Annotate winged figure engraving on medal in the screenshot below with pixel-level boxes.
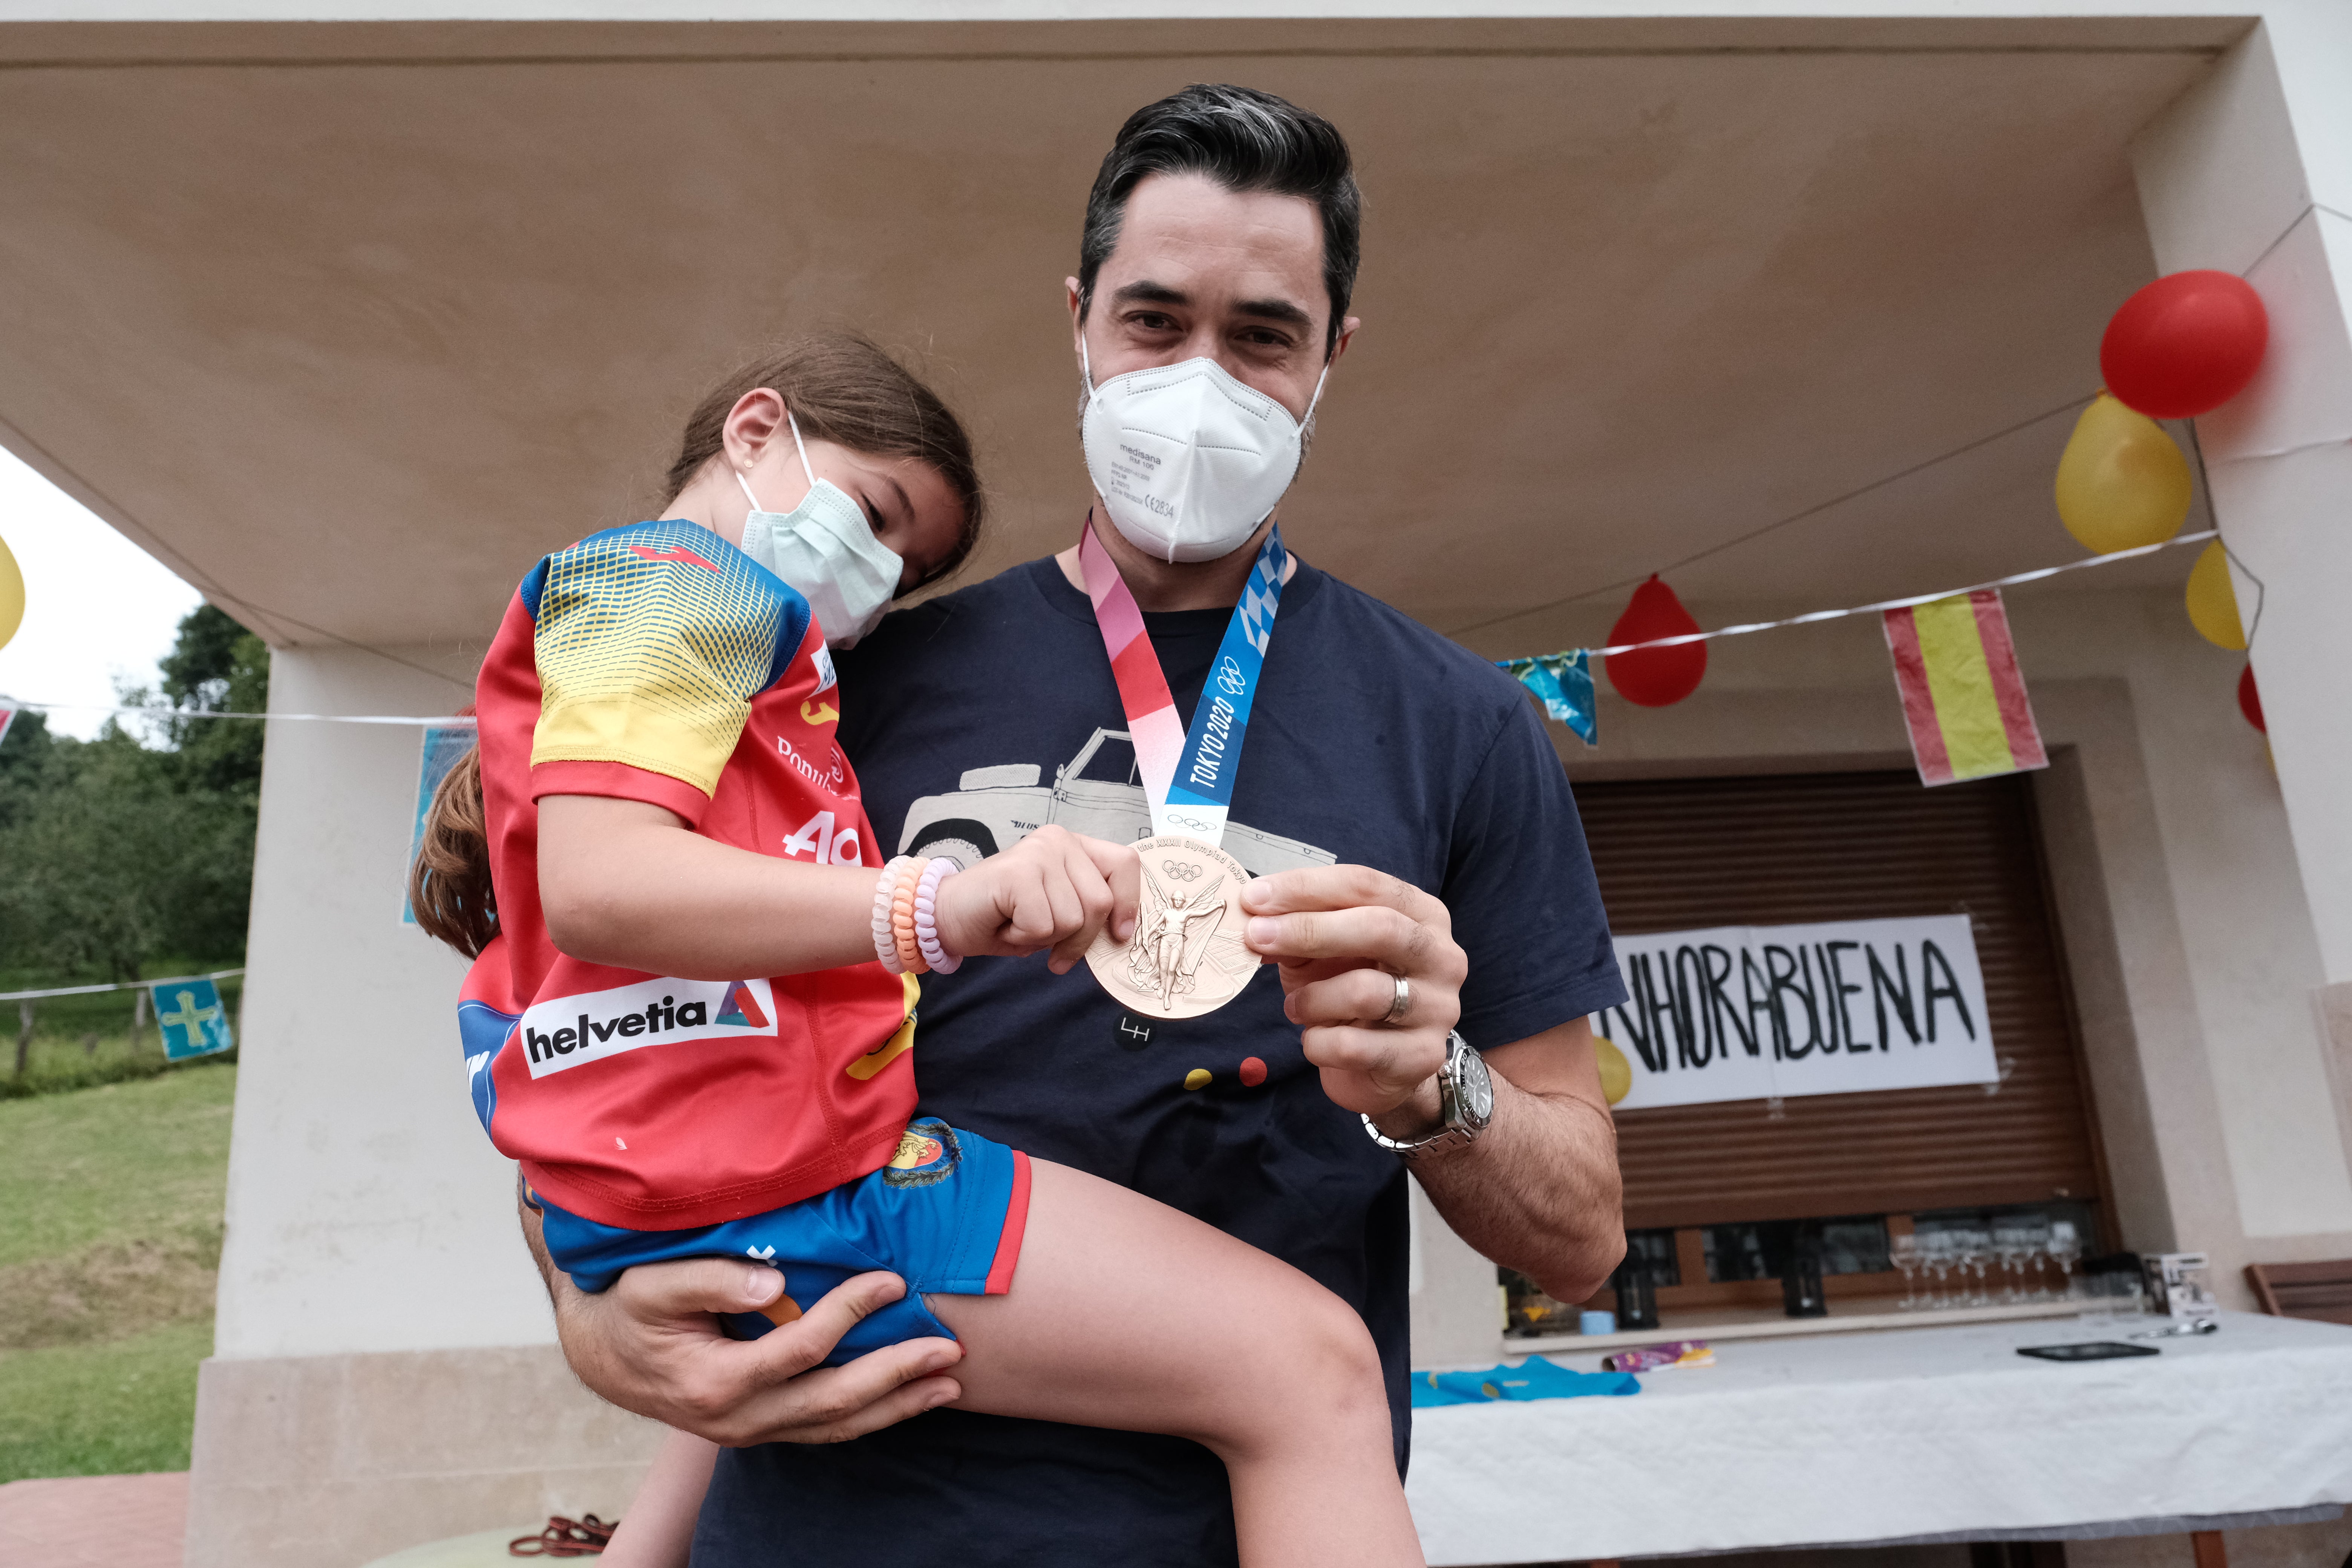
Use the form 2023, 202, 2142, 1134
1087, 836, 1257, 1020
1129, 865, 1230, 1008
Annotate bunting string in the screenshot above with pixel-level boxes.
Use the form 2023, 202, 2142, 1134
2, 701, 473, 727
1, 531, 2227, 730
1497, 528, 2215, 668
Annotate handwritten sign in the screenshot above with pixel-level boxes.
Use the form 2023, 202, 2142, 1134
1589, 915, 1997, 1110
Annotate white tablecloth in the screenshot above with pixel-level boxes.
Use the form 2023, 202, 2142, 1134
1406, 1311, 2352, 1565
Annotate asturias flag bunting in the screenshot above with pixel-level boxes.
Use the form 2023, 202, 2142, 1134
1498, 651, 1598, 747
1882, 589, 2047, 787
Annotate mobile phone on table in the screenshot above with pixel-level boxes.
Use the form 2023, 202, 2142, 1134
2017, 1341, 2159, 1361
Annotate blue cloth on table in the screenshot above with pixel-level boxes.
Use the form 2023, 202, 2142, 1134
1410, 1355, 1640, 1408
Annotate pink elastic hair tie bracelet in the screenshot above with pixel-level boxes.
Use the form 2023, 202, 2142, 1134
871, 856, 917, 974
913, 857, 962, 974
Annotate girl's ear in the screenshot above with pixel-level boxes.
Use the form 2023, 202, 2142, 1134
722, 387, 789, 470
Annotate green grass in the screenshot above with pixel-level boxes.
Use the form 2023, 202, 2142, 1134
0, 1061, 236, 1269
0, 1319, 214, 1479
0, 1063, 235, 1481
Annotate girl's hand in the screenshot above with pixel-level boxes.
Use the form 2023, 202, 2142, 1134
931, 827, 1139, 973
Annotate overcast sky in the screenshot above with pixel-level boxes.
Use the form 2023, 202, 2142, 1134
0, 445, 207, 740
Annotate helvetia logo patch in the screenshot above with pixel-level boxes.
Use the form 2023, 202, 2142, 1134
518, 975, 778, 1079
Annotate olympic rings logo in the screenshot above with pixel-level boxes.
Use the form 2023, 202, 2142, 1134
1216, 656, 1247, 697
1162, 861, 1204, 882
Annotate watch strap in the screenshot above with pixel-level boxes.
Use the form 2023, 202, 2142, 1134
1361, 1031, 1483, 1158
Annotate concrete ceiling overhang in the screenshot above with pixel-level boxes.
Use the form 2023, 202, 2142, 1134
0, 15, 2246, 685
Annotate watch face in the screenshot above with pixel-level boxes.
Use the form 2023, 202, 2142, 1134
1457, 1041, 1494, 1125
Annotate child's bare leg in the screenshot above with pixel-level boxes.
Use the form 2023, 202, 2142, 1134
597, 1428, 717, 1568
931, 1159, 1423, 1568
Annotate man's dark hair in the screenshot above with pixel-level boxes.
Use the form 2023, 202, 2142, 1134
1078, 84, 1361, 358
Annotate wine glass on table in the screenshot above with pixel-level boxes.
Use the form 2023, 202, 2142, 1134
1890, 1233, 1923, 1310
2022, 1222, 2055, 1301
2047, 1226, 2083, 1302
1921, 1232, 1954, 1309
1991, 1225, 2028, 1304
1956, 1229, 1994, 1306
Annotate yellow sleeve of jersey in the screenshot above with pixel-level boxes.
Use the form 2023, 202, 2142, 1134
527, 522, 806, 797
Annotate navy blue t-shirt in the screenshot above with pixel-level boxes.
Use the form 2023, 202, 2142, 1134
695, 554, 1623, 1566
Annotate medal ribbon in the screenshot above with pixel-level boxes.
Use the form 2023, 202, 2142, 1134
1079, 518, 1288, 848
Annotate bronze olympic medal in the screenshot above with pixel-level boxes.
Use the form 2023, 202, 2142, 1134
1086, 835, 1259, 1020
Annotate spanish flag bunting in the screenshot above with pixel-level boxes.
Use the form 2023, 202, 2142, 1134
1881, 590, 2047, 787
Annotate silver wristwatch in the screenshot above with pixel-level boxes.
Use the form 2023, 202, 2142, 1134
1361, 1031, 1493, 1158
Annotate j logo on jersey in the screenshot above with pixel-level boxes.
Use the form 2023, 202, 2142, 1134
516, 975, 777, 1079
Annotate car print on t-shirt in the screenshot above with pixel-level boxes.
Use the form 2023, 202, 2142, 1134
896, 728, 1334, 876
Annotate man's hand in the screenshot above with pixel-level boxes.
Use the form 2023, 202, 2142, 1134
1240, 865, 1465, 1136
1237, 870, 1624, 1298
524, 1193, 965, 1446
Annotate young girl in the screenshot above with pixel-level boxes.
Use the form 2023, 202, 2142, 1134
411, 335, 1423, 1568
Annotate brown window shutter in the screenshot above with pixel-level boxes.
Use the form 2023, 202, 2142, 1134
1575, 769, 2104, 1232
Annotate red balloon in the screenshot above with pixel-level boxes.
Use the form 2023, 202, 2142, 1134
2238, 664, 2265, 733
2100, 270, 2268, 418
1604, 575, 1706, 707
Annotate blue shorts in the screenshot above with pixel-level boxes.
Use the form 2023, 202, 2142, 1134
536, 1119, 1031, 1365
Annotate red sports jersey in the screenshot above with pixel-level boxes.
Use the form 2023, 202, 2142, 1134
464, 519, 916, 1231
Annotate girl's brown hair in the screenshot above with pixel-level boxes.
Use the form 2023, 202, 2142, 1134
665, 332, 986, 586
407, 335, 985, 959
408, 745, 497, 958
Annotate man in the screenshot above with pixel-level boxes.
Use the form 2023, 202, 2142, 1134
528, 84, 1627, 1564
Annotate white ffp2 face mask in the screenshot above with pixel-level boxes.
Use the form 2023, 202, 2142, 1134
1079, 339, 1328, 564
736, 413, 903, 649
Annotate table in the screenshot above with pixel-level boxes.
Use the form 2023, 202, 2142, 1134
1406, 1311, 2352, 1566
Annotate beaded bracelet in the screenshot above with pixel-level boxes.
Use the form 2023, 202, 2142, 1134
889, 858, 928, 974
913, 857, 962, 974
871, 856, 919, 974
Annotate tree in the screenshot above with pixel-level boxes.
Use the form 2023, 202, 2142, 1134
157, 604, 269, 796
0, 605, 267, 981
0, 706, 55, 827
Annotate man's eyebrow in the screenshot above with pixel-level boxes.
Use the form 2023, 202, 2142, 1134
1233, 297, 1314, 330
1111, 280, 1190, 308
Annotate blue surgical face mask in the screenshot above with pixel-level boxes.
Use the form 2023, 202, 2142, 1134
735, 413, 903, 649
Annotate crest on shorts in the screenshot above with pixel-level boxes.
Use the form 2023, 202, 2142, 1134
882, 1118, 961, 1188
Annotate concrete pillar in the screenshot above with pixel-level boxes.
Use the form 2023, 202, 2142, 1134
2132, 20, 2352, 982
189, 645, 658, 1568
2130, 15, 2352, 1254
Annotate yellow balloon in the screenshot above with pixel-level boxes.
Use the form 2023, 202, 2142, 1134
0, 531, 21, 653
2185, 539, 2247, 649
2054, 393, 2193, 554
1593, 1035, 1632, 1106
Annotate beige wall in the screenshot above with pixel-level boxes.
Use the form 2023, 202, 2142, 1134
1552, 585, 2352, 1277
